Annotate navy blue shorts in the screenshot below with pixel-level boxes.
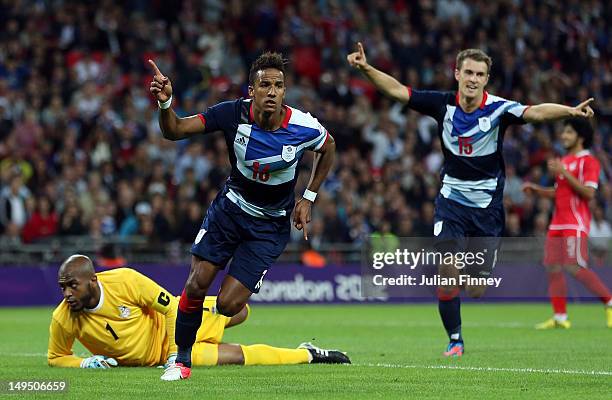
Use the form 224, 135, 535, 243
190, 194, 290, 293
433, 195, 503, 277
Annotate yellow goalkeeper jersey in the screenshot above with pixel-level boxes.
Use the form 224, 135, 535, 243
48, 268, 178, 367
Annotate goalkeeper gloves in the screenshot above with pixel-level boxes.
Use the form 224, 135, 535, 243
163, 353, 177, 369
80, 355, 118, 369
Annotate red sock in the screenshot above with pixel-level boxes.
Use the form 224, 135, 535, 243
437, 287, 460, 301
574, 269, 612, 304
178, 289, 204, 313
548, 271, 567, 314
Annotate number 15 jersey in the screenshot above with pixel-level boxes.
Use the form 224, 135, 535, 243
407, 89, 528, 209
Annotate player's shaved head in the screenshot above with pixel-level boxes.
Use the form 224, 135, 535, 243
58, 254, 99, 312
58, 254, 95, 278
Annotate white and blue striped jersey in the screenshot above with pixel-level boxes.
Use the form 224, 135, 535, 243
407, 89, 528, 208
198, 99, 328, 218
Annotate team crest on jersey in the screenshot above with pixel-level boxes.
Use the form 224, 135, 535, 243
568, 162, 576, 171
118, 305, 130, 319
478, 116, 491, 132
281, 145, 296, 162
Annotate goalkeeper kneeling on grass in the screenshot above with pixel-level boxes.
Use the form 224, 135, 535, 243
48, 255, 350, 370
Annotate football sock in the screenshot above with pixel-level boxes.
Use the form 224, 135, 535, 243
241, 344, 311, 365
554, 313, 568, 322
574, 269, 612, 304
437, 288, 462, 341
175, 289, 204, 368
547, 271, 567, 315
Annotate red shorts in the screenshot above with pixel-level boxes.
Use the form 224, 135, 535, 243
543, 229, 588, 267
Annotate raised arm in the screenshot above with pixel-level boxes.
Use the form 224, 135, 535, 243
522, 98, 595, 124
347, 42, 410, 104
148, 59, 205, 141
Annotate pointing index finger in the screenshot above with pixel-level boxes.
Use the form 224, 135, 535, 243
357, 42, 365, 57
148, 59, 163, 77
578, 97, 594, 108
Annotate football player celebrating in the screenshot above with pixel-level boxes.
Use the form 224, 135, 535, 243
149, 52, 336, 379
348, 42, 595, 356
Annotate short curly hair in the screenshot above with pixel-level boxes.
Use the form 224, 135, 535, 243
565, 118, 594, 149
249, 52, 286, 85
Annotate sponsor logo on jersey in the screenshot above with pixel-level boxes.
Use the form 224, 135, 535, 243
235, 136, 246, 146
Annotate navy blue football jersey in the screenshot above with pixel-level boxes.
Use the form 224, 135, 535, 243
407, 89, 528, 208
199, 98, 328, 218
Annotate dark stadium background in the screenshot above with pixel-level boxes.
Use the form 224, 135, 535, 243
0, 0, 610, 305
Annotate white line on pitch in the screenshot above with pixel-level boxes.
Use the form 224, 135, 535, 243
6, 353, 612, 376
354, 363, 612, 376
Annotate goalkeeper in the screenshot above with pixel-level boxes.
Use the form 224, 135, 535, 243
48, 255, 349, 370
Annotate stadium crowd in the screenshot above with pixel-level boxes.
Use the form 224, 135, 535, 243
0, 0, 611, 253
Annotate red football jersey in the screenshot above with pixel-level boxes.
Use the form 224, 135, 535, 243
549, 150, 600, 233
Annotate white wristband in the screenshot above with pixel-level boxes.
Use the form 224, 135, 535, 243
303, 189, 317, 202
158, 95, 172, 109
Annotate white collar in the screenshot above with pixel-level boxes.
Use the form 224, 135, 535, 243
574, 150, 590, 157
84, 281, 104, 313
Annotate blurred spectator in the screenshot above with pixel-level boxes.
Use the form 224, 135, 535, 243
174, 142, 211, 184
505, 213, 522, 237
59, 203, 86, 236
504, 165, 525, 206
0, 0, 609, 252
0, 173, 31, 232
177, 201, 203, 243
21, 196, 58, 243
590, 204, 612, 266
119, 201, 151, 238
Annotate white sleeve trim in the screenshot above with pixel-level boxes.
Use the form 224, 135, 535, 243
313, 131, 328, 151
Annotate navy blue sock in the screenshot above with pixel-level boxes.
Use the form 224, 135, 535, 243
175, 308, 203, 368
438, 297, 462, 341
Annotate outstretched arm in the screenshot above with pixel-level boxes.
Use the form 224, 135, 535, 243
293, 135, 336, 240
148, 59, 205, 140
522, 98, 595, 123
522, 182, 556, 199
347, 42, 410, 104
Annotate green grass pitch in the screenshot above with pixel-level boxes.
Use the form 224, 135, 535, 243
0, 304, 610, 399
